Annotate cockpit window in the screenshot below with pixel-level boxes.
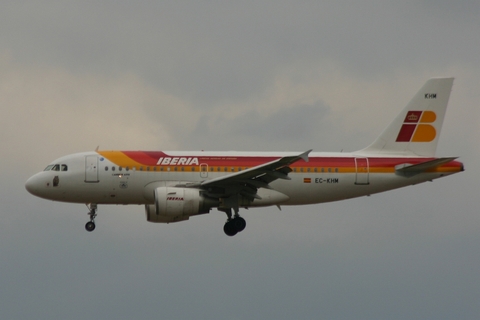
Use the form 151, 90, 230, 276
44, 164, 67, 171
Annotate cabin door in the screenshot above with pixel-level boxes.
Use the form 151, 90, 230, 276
85, 155, 99, 183
355, 158, 369, 185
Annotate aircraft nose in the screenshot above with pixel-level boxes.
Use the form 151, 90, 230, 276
25, 173, 43, 197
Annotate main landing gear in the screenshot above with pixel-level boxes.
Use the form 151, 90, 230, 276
222, 208, 246, 237
85, 203, 97, 232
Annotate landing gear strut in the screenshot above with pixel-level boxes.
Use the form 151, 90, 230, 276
221, 208, 246, 237
85, 203, 97, 232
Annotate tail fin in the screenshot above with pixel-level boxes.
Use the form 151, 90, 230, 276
359, 77, 454, 157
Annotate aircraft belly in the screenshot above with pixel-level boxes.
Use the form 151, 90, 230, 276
273, 172, 446, 206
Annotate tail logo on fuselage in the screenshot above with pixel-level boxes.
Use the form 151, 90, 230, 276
396, 110, 437, 142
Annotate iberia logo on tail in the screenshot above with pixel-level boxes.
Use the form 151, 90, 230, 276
396, 111, 437, 142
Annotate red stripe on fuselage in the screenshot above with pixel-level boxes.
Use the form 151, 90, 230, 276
105, 151, 462, 172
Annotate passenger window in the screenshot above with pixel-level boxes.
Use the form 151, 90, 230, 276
119, 167, 122, 171
126, 167, 129, 171
105, 166, 109, 171
112, 167, 115, 171
314, 168, 318, 172
147, 167, 150, 171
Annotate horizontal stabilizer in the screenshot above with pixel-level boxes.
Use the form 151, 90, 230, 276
395, 157, 457, 177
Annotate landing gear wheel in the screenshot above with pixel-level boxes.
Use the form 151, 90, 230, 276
233, 216, 246, 232
224, 221, 238, 237
220, 207, 247, 236
85, 203, 98, 232
85, 221, 96, 232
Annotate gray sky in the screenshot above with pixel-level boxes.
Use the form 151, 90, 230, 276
1, 1, 479, 319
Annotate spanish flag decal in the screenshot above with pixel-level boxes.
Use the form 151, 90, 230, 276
396, 111, 436, 142
304, 178, 311, 183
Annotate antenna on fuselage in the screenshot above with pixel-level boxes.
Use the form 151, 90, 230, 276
95, 145, 100, 151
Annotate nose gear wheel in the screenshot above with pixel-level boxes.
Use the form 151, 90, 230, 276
85, 203, 97, 232
85, 221, 96, 232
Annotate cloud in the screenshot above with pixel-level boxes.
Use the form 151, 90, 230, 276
186, 102, 330, 151
2, 1, 478, 107
0, 55, 190, 169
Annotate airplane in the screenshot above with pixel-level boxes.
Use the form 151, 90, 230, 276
25, 78, 464, 236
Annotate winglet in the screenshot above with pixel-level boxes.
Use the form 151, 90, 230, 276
299, 149, 312, 162
272, 149, 312, 168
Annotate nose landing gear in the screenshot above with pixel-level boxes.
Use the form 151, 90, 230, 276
85, 203, 97, 232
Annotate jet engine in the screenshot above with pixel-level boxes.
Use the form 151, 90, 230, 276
145, 187, 218, 223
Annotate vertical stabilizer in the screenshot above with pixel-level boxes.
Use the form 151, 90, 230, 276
359, 77, 454, 157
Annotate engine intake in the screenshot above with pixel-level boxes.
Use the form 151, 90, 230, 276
145, 187, 217, 223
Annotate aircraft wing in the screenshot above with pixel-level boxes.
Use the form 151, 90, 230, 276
193, 150, 311, 200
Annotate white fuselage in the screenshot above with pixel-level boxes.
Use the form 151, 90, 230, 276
25, 151, 462, 207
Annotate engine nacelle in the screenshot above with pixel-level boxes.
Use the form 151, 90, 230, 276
145, 187, 217, 223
